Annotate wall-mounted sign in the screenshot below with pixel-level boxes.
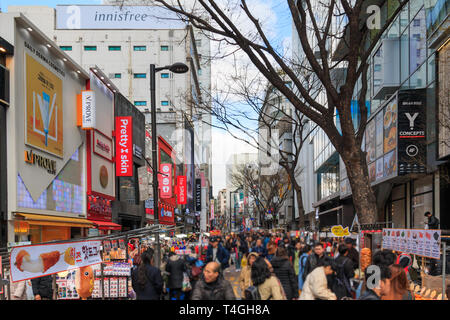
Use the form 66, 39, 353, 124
397, 89, 426, 175
14, 221, 30, 234
176, 175, 187, 205
159, 163, 172, 199
115, 116, 132, 176
93, 130, 112, 161
82, 90, 96, 129
24, 149, 57, 175
87, 195, 112, 221
133, 144, 143, 160
195, 178, 202, 212
138, 166, 149, 201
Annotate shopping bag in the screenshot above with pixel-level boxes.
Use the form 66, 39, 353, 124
182, 272, 192, 292
241, 256, 247, 268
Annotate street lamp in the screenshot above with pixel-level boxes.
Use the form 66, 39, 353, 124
150, 62, 189, 269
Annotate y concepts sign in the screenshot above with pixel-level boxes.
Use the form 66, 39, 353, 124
55, 5, 187, 30
115, 116, 132, 177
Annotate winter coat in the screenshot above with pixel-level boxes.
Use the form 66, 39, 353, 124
191, 274, 236, 300
359, 288, 381, 300
298, 253, 309, 290
300, 267, 337, 300
347, 247, 359, 270
10, 280, 28, 300
257, 275, 287, 300
238, 238, 249, 254
270, 256, 299, 300
31, 275, 54, 299
332, 255, 355, 299
251, 245, 267, 257
165, 255, 187, 289
428, 216, 440, 229
206, 244, 230, 269
303, 253, 325, 278
239, 265, 253, 298
131, 263, 164, 300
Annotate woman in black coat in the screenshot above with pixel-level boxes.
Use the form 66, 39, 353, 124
165, 252, 187, 300
270, 247, 299, 300
131, 250, 164, 300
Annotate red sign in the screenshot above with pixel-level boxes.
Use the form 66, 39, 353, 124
87, 195, 112, 222
115, 116, 132, 176
176, 175, 187, 205
159, 163, 172, 198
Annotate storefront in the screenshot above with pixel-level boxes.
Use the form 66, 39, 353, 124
114, 92, 146, 230
2, 15, 94, 243
0, 36, 13, 248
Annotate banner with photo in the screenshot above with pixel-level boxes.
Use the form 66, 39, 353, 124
10, 240, 102, 282
382, 228, 441, 259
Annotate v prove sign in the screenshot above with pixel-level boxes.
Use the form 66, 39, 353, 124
81, 90, 96, 130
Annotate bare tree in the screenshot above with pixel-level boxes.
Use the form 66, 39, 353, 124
151, 0, 409, 224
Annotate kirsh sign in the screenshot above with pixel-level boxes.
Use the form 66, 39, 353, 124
115, 116, 133, 176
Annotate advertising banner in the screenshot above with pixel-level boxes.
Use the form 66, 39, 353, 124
25, 52, 63, 158
138, 166, 149, 201
195, 178, 202, 212
10, 240, 102, 282
81, 90, 96, 129
176, 175, 187, 205
397, 89, 427, 175
115, 116, 132, 176
382, 228, 441, 259
159, 163, 172, 199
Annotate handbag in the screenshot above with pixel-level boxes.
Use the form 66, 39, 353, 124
182, 272, 192, 292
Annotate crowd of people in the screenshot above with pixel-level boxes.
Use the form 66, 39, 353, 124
128, 229, 422, 301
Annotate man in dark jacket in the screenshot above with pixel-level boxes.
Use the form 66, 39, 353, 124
131, 250, 164, 300
344, 238, 359, 270
359, 265, 391, 300
425, 212, 440, 229
191, 262, 236, 300
31, 275, 54, 300
303, 242, 326, 280
251, 238, 267, 257
206, 236, 230, 270
271, 247, 299, 300
332, 244, 355, 299
165, 252, 187, 300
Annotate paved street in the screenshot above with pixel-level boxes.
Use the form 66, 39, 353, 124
224, 265, 242, 300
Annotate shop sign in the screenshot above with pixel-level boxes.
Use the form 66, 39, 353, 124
14, 221, 30, 234
176, 175, 187, 205
133, 144, 143, 159
330, 225, 350, 237
115, 116, 132, 176
159, 163, 172, 198
93, 130, 112, 161
82, 90, 96, 129
397, 89, 426, 175
10, 240, 102, 282
24, 149, 56, 174
87, 195, 112, 221
138, 166, 149, 201
382, 228, 440, 259
195, 178, 201, 211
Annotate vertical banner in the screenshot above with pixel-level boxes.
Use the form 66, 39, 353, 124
176, 175, 187, 205
210, 199, 215, 220
397, 89, 426, 175
159, 164, 172, 198
195, 178, 202, 212
137, 166, 149, 201
82, 90, 96, 129
115, 116, 132, 176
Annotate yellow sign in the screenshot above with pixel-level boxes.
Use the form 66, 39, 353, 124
14, 221, 30, 234
25, 52, 63, 158
331, 225, 350, 237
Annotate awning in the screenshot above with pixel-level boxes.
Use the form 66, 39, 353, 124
91, 220, 122, 231
15, 213, 95, 228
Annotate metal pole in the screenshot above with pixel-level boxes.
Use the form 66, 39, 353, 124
443, 242, 446, 300
150, 64, 161, 269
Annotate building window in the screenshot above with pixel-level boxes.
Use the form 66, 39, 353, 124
134, 101, 147, 106
114, 73, 121, 79
60, 46, 72, 51
161, 45, 169, 51
108, 46, 121, 51
198, 69, 202, 76
411, 175, 434, 228
133, 46, 146, 51
134, 73, 147, 79
84, 46, 97, 51
195, 39, 202, 47
161, 73, 170, 79
161, 101, 169, 106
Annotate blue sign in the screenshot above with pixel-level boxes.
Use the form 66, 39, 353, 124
161, 208, 165, 217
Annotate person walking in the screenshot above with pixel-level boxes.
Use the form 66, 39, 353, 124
299, 257, 337, 300
344, 238, 359, 270
206, 236, 230, 270
270, 247, 299, 300
303, 242, 326, 279
165, 251, 187, 300
251, 256, 286, 300
10, 279, 28, 300
31, 275, 54, 300
239, 252, 259, 299
425, 211, 440, 229
266, 241, 277, 262
191, 262, 236, 300
291, 241, 302, 276
331, 244, 355, 300
235, 234, 247, 271
298, 244, 311, 293
251, 238, 268, 257
131, 250, 164, 300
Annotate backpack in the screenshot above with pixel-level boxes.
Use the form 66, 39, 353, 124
299, 255, 308, 282
333, 259, 352, 298
244, 285, 261, 300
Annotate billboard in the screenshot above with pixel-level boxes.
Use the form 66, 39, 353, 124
55, 5, 187, 30
115, 116, 133, 177
25, 52, 63, 158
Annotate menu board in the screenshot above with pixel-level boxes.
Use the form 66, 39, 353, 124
382, 228, 441, 259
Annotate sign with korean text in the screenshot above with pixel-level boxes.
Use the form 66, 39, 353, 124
159, 163, 172, 199
82, 90, 96, 129
115, 116, 132, 176
176, 175, 187, 205
9, 240, 102, 282
138, 166, 149, 201
382, 228, 441, 259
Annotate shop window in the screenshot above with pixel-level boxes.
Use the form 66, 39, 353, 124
413, 175, 433, 194
412, 192, 433, 228
392, 184, 406, 201
391, 199, 406, 228
119, 176, 137, 205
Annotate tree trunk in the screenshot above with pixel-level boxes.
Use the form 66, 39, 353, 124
293, 181, 305, 228
341, 143, 377, 225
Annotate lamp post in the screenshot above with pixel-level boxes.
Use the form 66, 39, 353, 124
150, 62, 189, 269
